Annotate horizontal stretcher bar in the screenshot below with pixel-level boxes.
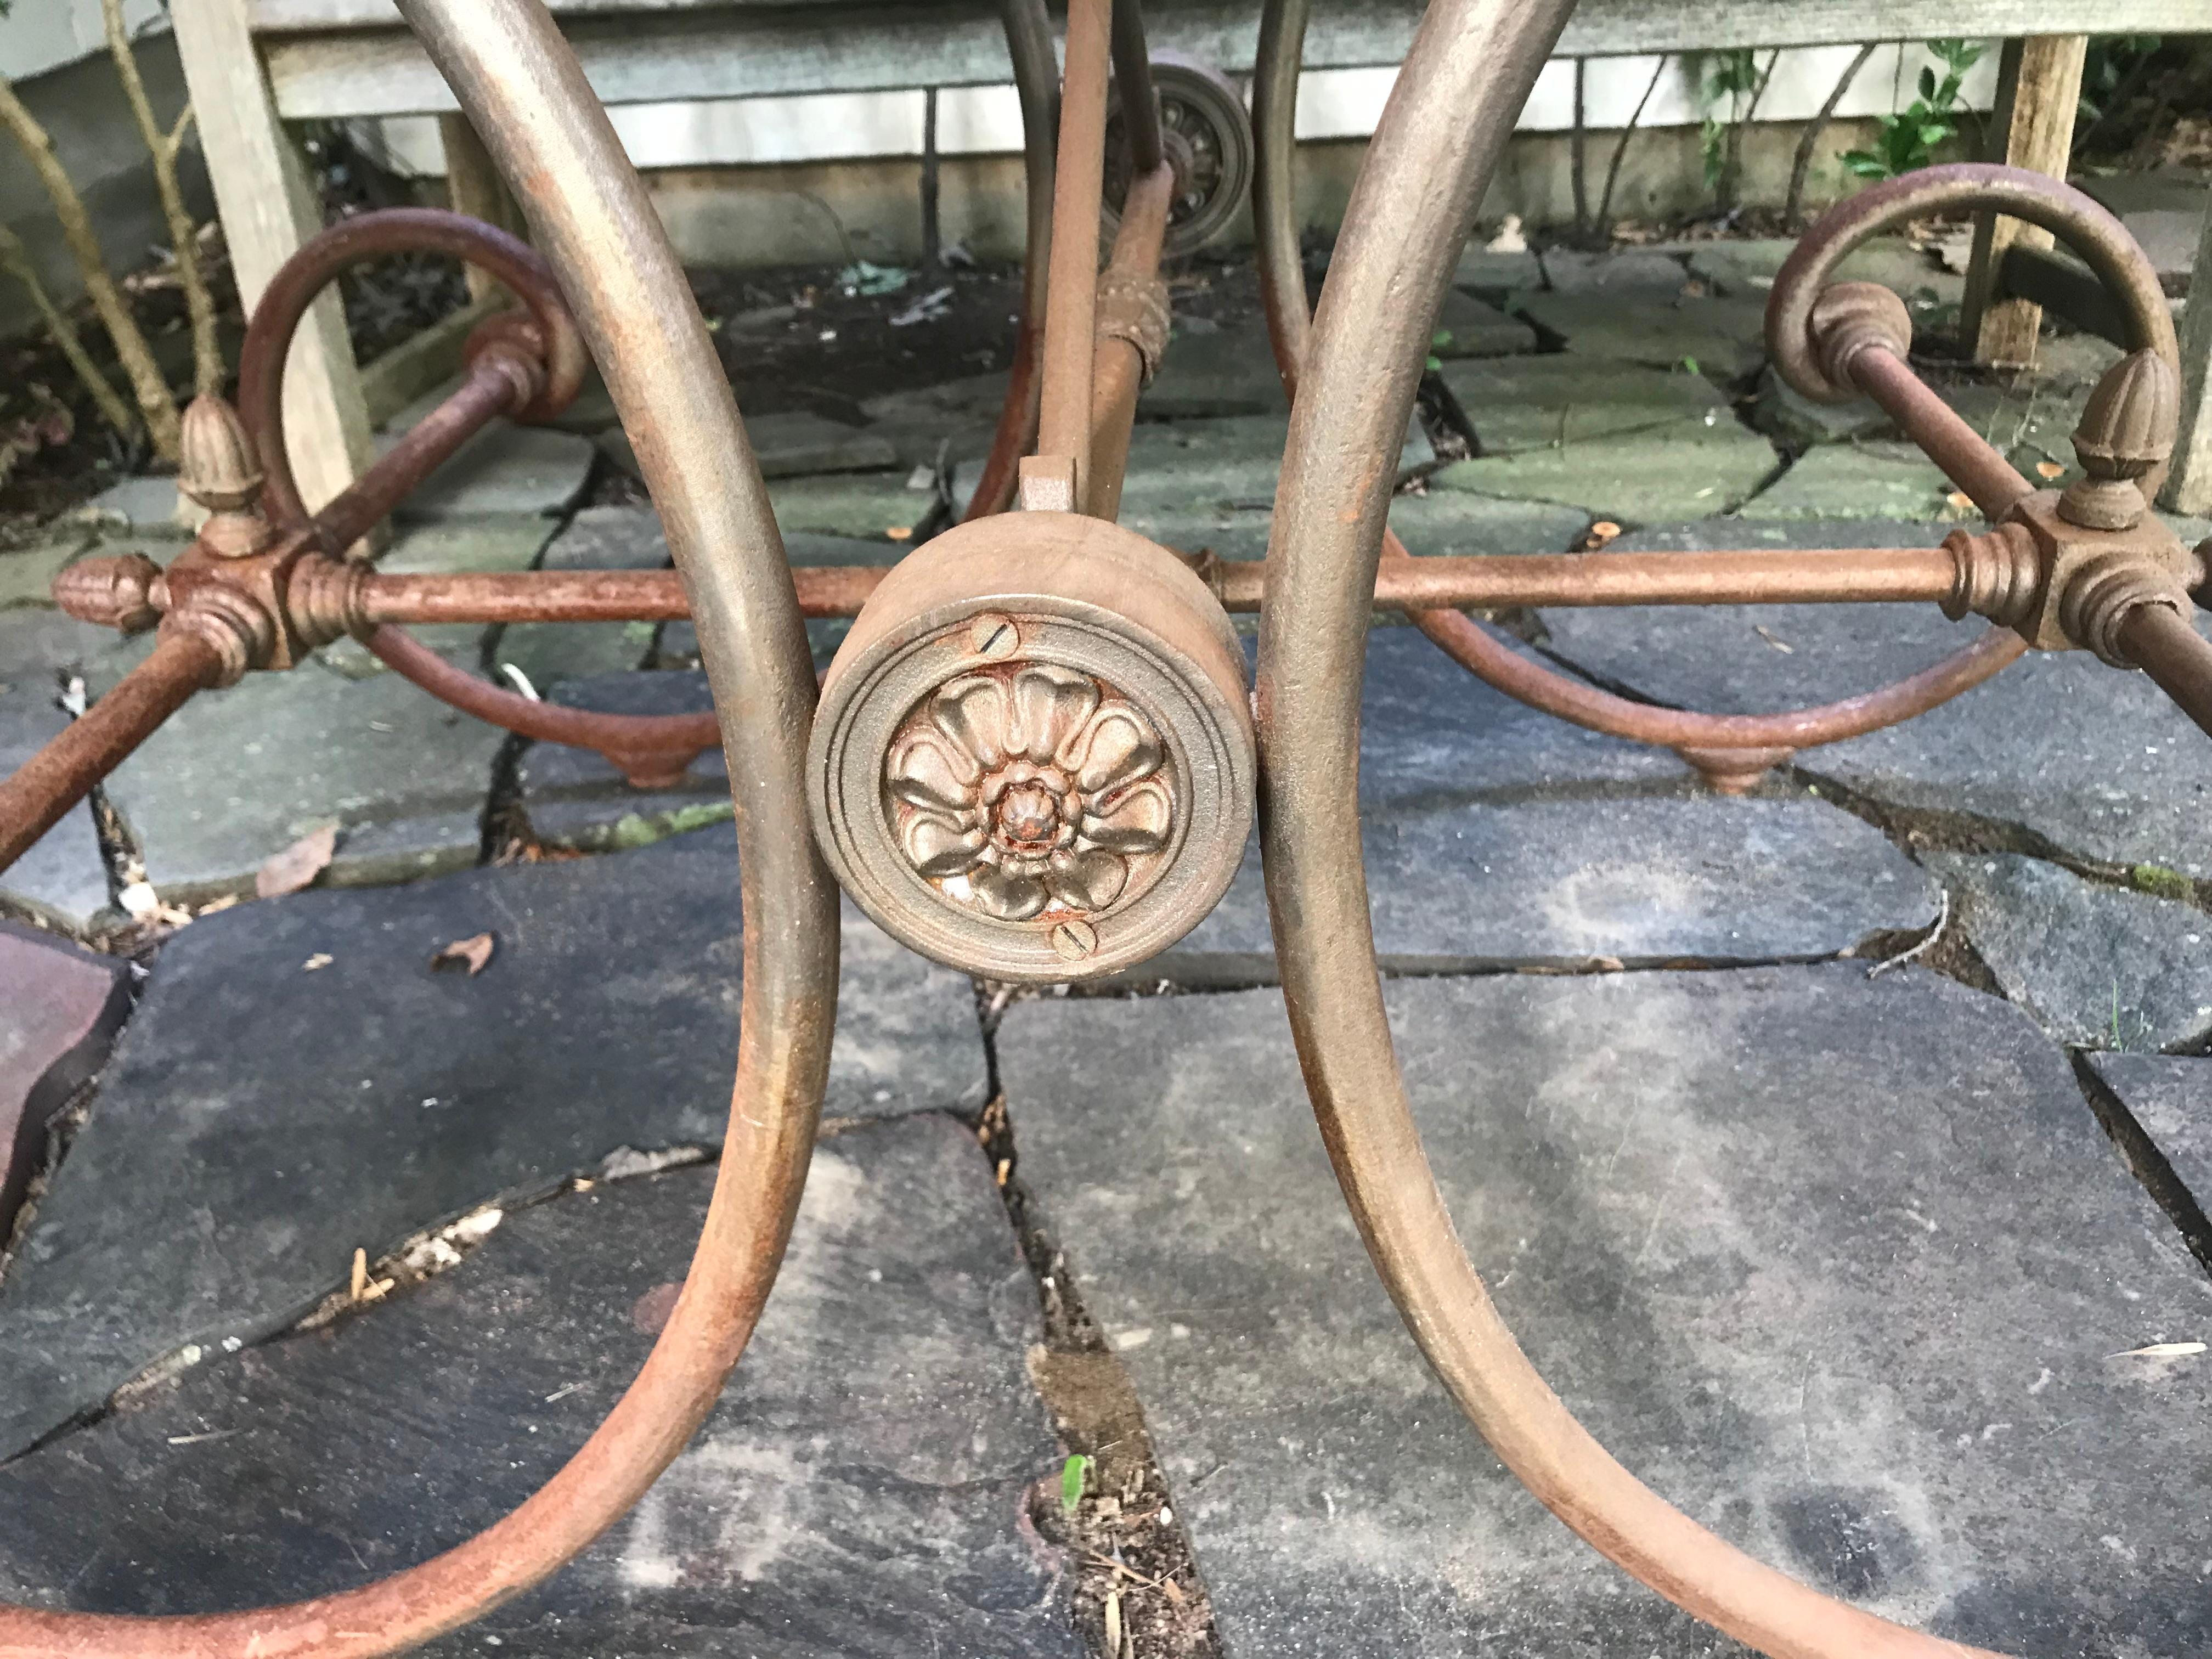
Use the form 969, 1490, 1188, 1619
357, 544, 1969, 623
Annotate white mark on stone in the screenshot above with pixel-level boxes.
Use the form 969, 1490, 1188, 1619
1114, 1327, 1154, 1351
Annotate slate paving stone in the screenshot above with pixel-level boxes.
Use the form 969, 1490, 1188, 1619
0, 611, 123, 930
2077, 168, 2205, 285
1438, 356, 1735, 455
2090, 1053, 2212, 1218
97, 645, 505, 902
1430, 288, 1537, 358
599, 407, 900, 482
1515, 292, 1771, 379
1385, 491, 1593, 557
1739, 441, 1972, 521
1537, 246, 1689, 294
0, 821, 988, 1459
1432, 420, 1780, 524
1684, 236, 1965, 314
1001, 966, 2212, 1657
1533, 520, 2212, 875
376, 391, 597, 523
1923, 853, 2212, 1052
769, 469, 933, 542
518, 670, 731, 850
79, 474, 197, 539
1139, 316, 1289, 417
1453, 243, 1544, 297
0, 922, 130, 1237
0, 1119, 1081, 1659
0, 532, 95, 609
491, 505, 670, 692
1147, 628, 1937, 983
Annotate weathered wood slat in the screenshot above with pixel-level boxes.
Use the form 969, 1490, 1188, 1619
1963, 35, 2090, 368
173, 0, 374, 524
261, 0, 2212, 120
2166, 205, 2212, 516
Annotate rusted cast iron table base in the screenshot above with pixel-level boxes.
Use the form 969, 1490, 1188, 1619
1, 0, 2209, 1654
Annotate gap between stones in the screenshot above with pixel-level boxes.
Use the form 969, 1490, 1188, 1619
2070, 1053, 2212, 1280
970, 980, 1226, 1659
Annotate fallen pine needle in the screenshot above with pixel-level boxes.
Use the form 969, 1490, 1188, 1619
2110, 1341, 2205, 1358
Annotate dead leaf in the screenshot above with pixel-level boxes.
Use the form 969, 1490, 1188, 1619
1946, 491, 1974, 512
885, 525, 915, 542
302, 952, 334, 972
2036, 460, 2066, 480
256, 823, 337, 898
431, 932, 496, 976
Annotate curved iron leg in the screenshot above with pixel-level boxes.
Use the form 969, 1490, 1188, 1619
1258, 2, 2013, 1654
0, 0, 837, 1651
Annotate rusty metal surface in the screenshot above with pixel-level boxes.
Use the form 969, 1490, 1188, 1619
0, 631, 222, 878
0, 0, 838, 1651
0, 3, 2209, 1655
1253, 0, 2023, 1655
810, 509, 1252, 983
1029, 0, 1111, 505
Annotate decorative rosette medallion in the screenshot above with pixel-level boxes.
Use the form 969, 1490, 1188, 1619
808, 514, 1254, 983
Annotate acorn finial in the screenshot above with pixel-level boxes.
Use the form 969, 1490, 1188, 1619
178, 394, 265, 512
2061, 350, 2179, 531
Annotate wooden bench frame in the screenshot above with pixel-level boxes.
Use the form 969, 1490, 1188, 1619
172, 0, 2212, 516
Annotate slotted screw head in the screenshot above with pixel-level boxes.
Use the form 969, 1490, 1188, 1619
970, 613, 1020, 659
1049, 918, 1098, 962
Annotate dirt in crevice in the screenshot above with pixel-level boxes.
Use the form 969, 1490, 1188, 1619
968, 1015, 1223, 1659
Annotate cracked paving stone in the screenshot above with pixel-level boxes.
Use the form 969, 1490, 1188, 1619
0, 611, 126, 931
769, 470, 936, 543
1001, 965, 2212, 1657
0, 1118, 1081, 1658
1532, 520, 2212, 875
94, 643, 504, 905
2089, 1053, 2212, 1222
1430, 289, 1537, 358
1431, 420, 1780, 525
492, 506, 672, 693
1437, 357, 1734, 456
1923, 853, 2212, 1052
1148, 628, 1936, 984
0, 820, 987, 1460
1514, 292, 1771, 379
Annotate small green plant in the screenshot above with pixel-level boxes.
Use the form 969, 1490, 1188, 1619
1842, 40, 1986, 182
1059, 1452, 1092, 1515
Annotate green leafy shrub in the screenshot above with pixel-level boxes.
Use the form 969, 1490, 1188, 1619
1842, 40, 1985, 181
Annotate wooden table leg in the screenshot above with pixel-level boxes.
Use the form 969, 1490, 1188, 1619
1961, 34, 2089, 370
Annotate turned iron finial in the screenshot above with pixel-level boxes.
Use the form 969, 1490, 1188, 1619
2061, 349, 2179, 531
177, 394, 273, 557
